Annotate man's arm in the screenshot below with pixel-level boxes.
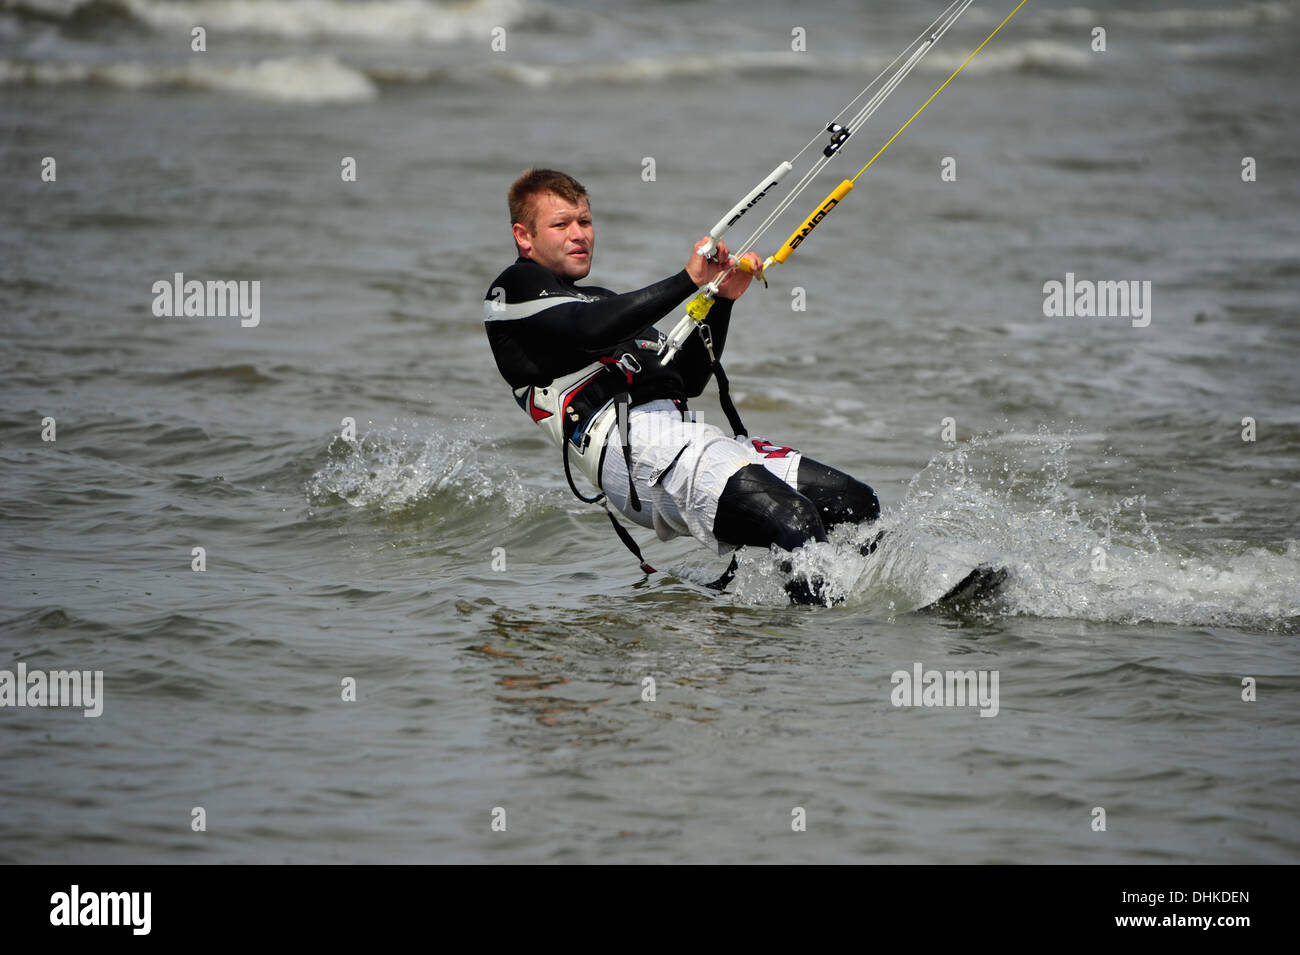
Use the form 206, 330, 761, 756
512, 268, 699, 352
484, 239, 746, 387
484, 261, 704, 387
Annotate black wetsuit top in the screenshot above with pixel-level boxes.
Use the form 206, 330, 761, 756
483, 256, 734, 408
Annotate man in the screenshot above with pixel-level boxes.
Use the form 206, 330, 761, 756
483, 168, 881, 602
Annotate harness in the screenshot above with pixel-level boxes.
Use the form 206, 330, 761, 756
520, 325, 747, 575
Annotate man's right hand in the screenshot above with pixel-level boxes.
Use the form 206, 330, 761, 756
686, 237, 735, 287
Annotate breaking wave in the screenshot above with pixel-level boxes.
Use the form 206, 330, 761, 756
0, 54, 377, 102
1030, 2, 1293, 30
3, 0, 539, 43
0, 40, 1092, 102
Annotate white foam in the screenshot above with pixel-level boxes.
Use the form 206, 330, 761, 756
1037, 3, 1291, 30
0, 54, 377, 102
120, 0, 531, 44
373, 42, 1091, 92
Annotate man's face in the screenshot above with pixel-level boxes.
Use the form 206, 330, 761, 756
513, 192, 594, 280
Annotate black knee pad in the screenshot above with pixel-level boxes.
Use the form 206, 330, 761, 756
713, 465, 827, 552
796, 457, 881, 527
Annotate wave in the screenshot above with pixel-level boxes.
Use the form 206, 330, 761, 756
0, 37, 1093, 102
1031, 2, 1293, 30
370, 41, 1094, 89
3, 0, 540, 43
152, 363, 276, 385
0, 53, 377, 101
917, 40, 1093, 78
724, 428, 1300, 631
16, 0, 1289, 39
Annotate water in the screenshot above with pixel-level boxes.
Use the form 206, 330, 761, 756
2, 0, 1298, 863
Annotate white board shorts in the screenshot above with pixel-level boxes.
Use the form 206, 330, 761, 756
599, 399, 803, 556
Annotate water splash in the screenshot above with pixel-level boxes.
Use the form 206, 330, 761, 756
722, 428, 1300, 630
304, 420, 536, 517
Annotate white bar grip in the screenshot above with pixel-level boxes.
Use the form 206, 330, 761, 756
696, 161, 793, 259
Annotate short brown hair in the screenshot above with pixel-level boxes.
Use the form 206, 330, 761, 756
508, 168, 589, 234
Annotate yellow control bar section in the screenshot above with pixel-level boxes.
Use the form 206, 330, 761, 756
685, 293, 714, 322
771, 180, 854, 264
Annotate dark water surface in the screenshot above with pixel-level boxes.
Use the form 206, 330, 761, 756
2, 0, 1298, 863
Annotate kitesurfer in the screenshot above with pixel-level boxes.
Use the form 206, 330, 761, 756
483, 168, 881, 600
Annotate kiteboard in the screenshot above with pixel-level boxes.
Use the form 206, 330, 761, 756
775, 561, 1009, 609
915, 564, 1009, 614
